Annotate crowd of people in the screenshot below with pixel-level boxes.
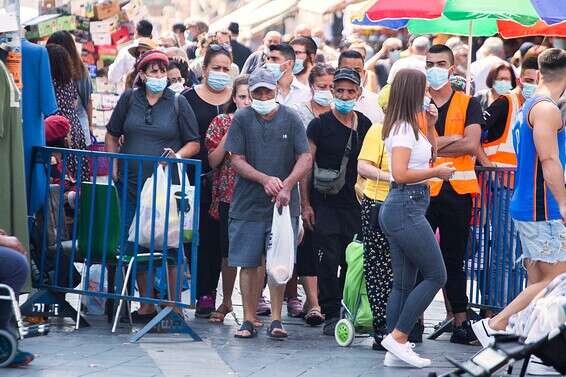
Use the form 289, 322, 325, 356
3, 14, 566, 370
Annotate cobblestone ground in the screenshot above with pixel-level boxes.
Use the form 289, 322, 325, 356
3, 286, 517, 377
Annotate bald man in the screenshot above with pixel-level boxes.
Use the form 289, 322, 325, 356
294, 24, 312, 38
242, 30, 282, 74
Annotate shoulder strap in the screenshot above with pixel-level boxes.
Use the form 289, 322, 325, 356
174, 92, 180, 116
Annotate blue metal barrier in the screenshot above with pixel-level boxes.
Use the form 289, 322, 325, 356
466, 167, 527, 311
27, 146, 202, 341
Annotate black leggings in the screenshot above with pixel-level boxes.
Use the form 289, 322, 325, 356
0, 247, 29, 330
360, 196, 392, 334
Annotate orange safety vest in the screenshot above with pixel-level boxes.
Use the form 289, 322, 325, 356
482, 92, 522, 167
429, 91, 479, 197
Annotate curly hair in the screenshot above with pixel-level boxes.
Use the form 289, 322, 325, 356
46, 44, 75, 85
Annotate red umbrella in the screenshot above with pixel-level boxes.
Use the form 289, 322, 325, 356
497, 20, 566, 38
365, 0, 445, 21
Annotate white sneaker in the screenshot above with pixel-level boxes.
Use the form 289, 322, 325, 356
381, 334, 431, 368
384, 351, 414, 367
471, 319, 506, 348
527, 356, 561, 376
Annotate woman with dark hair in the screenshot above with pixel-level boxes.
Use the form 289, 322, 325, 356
47, 31, 93, 145
378, 69, 454, 368
290, 36, 318, 87
105, 50, 200, 322
46, 43, 90, 182
183, 42, 233, 318
167, 60, 189, 93
205, 75, 252, 324
474, 62, 518, 111
293, 63, 335, 128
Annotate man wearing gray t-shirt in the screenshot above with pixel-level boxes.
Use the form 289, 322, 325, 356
225, 67, 311, 339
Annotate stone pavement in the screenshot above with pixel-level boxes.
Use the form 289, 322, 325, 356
3, 287, 516, 377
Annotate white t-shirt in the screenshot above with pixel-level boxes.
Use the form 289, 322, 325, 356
385, 122, 431, 182
355, 88, 385, 124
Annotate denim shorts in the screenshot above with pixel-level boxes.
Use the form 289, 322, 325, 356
514, 219, 566, 268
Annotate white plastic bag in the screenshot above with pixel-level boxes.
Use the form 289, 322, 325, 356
171, 163, 194, 242
128, 166, 181, 249
266, 205, 295, 286
86, 264, 107, 315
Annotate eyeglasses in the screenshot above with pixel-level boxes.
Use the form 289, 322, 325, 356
169, 77, 185, 84
209, 43, 232, 53
145, 107, 153, 124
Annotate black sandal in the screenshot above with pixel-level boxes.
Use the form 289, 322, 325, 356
267, 320, 288, 339
234, 320, 257, 339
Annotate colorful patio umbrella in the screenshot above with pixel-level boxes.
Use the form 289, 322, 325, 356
529, 0, 566, 25
497, 20, 566, 38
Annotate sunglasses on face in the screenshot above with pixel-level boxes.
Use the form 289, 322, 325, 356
169, 77, 184, 84
209, 43, 232, 53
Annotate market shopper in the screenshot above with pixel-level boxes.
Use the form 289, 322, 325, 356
364, 37, 403, 89
225, 67, 311, 339
46, 31, 93, 145
184, 18, 209, 60
289, 37, 317, 87
228, 22, 252, 71
46, 44, 90, 183
357, 121, 393, 350
182, 43, 233, 318
337, 50, 384, 124
0, 231, 34, 367
425, 44, 483, 344
472, 49, 566, 356
293, 63, 335, 326
242, 31, 282, 74
189, 35, 240, 83
301, 68, 372, 335
206, 75, 252, 324
105, 50, 200, 321
108, 20, 154, 84
477, 55, 539, 168
474, 62, 517, 111
379, 68, 452, 369
267, 43, 312, 107
167, 60, 188, 93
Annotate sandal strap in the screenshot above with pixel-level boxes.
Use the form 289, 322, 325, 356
270, 320, 283, 329
239, 320, 255, 332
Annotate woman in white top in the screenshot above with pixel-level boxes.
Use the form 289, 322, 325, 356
378, 69, 455, 368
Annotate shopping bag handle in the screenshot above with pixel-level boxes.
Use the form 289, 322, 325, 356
176, 162, 191, 188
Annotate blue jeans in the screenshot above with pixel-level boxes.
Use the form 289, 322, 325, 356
0, 247, 29, 330
379, 184, 447, 334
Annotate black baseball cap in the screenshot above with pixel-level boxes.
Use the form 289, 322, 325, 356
334, 68, 361, 86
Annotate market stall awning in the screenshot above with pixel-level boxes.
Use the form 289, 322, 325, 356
297, 0, 347, 15
210, 0, 271, 30
244, 0, 300, 35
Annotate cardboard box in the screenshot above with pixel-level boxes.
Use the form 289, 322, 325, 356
70, 0, 93, 17
71, 29, 90, 43
56, 15, 76, 32
94, 77, 118, 93
24, 14, 59, 39
91, 32, 111, 46
93, 0, 120, 20
97, 45, 117, 63
75, 16, 90, 31
89, 15, 118, 33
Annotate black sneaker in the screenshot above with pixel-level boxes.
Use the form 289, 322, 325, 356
322, 317, 339, 336
408, 320, 424, 343
450, 320, 478, 345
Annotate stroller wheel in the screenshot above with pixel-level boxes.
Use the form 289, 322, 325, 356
0, 330, 17, 368
335, 319, 355, 347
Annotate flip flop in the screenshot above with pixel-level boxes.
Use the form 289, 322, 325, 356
267, 320, 288, 340
209, 304, 233, 324
304, 307, 324, 327
234, 321, 257, 339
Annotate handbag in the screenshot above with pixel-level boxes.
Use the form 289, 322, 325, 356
313, 113, 358, 195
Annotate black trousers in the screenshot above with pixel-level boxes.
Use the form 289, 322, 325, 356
426, 184, 472, 314
196, 181, 222, 298
312, 203, 361, 320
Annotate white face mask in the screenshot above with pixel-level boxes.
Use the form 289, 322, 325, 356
169, 82, 185, 93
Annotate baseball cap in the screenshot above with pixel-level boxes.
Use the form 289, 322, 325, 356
45, 115, 70, 146
135, 50, 169, 71
333, 68, 361, 86
249, 67, 277, 91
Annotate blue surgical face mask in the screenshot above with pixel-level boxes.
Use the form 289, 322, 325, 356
145, 76, 168, 93
251, 98, 277, 115
426, 67, 450, 90
423, 96, 431, 112
265, 63, 284, 81
292, 59, 304, 75
493, 80, 512, 96
334, 98, 356, 114
521, 82, 537, 99
313, 90, 333, 107
207, 71, 232, 91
